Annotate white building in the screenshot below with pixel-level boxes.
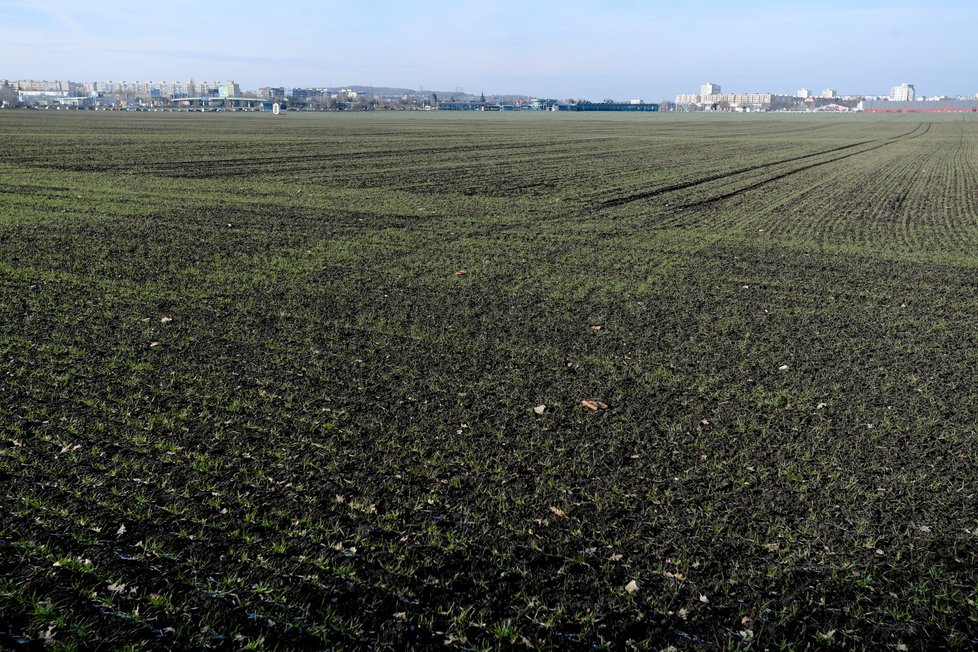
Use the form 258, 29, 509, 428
822, 88, 838, 99
700, 82, 721, 98
889, 82, 915, 102
797, 88, 812, 99
219, 81, 241, 98
12, 79, 72, 93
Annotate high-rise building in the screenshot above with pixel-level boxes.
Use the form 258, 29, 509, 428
700, 82, 721, 100
797, 88, 811, 99
219, 81, 241, 98
889, 82, 915, 102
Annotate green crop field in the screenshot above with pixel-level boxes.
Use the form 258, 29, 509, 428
1, 110, 977, 649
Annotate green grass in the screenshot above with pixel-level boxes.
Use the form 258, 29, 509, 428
1, 110, 977, 649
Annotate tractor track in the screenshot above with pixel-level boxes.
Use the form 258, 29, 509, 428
677, 123, 928, 210
599, 123, 928, 210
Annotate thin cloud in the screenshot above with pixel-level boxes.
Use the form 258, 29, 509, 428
1, 0, 95, 43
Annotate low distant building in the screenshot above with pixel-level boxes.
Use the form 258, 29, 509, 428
436, 101, 484, 111
557, 102, 659, 112
815, 103, 850, 112
52, 96, 95, 108
530, 98, 559, 110
16, 91, 68, 106
859, 99, 978, 113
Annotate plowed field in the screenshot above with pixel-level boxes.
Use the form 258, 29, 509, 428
2, 111, 977, 649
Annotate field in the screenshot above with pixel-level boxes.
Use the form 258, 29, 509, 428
1, 110, 977, 649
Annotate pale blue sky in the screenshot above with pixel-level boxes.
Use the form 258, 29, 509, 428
2, 0, 976, 99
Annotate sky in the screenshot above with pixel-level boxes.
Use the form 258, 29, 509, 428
2, 0, 977, 99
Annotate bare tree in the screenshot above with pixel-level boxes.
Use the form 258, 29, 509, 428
0, 82, 17, 106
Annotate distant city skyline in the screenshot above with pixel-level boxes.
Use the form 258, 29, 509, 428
2, 0, 977, 99
9, 77, 971, 105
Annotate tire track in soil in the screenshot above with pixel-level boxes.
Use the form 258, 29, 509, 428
752, 131, 943, 251
597, 140, 876, 210
607, 124, 933, 266
892, 136, 950, 252
470, 127, 930, 250
597, 123, 928, 211
797, 136, 940, 249
675, 123, 929, 211
722, 166, 856, 239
